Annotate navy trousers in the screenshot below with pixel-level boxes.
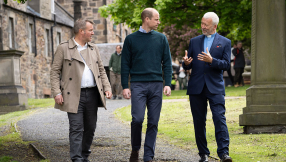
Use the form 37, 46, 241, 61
67, 87, 99, 162
189, 84, 229, 159
130, 82, 163, 162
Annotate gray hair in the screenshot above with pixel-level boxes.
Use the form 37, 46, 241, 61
73, 19, 94, 35
203, 12, 219, 25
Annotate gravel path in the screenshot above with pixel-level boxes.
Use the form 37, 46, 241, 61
17, 99, 213, 162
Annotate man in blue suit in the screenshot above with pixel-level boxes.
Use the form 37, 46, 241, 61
183, 12, 232, 162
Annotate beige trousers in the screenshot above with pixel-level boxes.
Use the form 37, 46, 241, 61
110, 71, 123, 97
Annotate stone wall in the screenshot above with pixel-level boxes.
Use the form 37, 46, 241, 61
55, 0, 132, 44
40, 0, 52, 20
1, 0, 27, 12
0, 6, 73, 98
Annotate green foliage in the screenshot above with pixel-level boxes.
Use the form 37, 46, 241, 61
99, 0, 252, 47
3, 0, 27, 4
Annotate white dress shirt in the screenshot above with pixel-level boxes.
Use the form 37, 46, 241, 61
73, 38, 96, 88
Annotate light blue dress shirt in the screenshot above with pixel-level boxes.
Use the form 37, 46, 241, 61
203, 32, 216, 53
139, 26, 152, 33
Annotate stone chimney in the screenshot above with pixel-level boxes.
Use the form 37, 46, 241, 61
73, 0, 84, 21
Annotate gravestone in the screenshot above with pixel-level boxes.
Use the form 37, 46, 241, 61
239, 0, 286, 133
0, 50, 28, 115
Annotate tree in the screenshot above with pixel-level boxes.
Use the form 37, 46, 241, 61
99, 0, 252, 47
164, 25, 200, 58
4, 0, 27, 4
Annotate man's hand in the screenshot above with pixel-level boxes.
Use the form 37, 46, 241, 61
183, 50, 193, 66
105, 91, 112, 99
122, 89, 131, 99
198, 47, 213, 63
54, 94, 64, 105
163, 86, 171, 96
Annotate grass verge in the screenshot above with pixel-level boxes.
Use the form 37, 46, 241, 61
1, 99, 54, 162
114, 98, 286, 162
163, 85, 250, 100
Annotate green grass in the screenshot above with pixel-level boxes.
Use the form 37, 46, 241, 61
114, 98, 286, 162
28, 98, 55, 109
164, 85, 250, 99
0, 99, 54, 162
0, 156, 17, 162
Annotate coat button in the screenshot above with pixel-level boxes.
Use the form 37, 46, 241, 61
69, 63, 71, 66
67, 92, 70, 95
62, 88, 64, 90
96, 61, 98, 63
91, 47, 93, 50
101, 89, 102, 91
98, 76, 100, 78
69, 78, 72, 80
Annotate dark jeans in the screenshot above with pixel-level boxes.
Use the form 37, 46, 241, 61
234, 68, 244, 85
67, 87, 99, 162
130, 82, 163, 162
189, 84, 230, 159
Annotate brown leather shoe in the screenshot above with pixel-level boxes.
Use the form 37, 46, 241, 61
129, 150, 139, 162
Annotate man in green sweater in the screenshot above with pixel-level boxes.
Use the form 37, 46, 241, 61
109, 45, 123, 99
121, 8, 172, 162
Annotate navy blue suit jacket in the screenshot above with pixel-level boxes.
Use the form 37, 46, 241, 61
183, 34, 231, 95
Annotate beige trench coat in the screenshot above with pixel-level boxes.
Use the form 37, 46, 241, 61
50, 38, 111, 113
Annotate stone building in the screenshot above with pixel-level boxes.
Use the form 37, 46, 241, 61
56, 0, 131, 44
0, 0, 131, 99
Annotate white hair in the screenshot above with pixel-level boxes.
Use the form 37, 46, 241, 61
203, 12, 219, 25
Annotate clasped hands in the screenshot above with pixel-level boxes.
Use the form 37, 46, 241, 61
183, 47, 213, 65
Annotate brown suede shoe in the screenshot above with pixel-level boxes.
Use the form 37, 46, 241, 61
129, 150, 139, 162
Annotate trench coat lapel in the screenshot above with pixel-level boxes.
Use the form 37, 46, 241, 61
80, 49, 92, 67
68, 39, 83, 63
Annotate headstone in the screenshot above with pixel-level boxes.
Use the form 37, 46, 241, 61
0, 50, 28, 115
239, 0, 286, 134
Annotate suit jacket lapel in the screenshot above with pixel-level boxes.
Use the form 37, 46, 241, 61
209, 33, 220, 54
200, 35, 205, 53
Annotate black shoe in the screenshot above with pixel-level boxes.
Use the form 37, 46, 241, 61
118, 96, 122, 99
221, 154, 232, 162
83, 160, 90, 162
129, 150, 139, 162
199, 154, 208, 162
112, 96, 117, 100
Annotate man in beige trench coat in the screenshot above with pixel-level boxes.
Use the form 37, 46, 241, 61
50, 19, 112, 162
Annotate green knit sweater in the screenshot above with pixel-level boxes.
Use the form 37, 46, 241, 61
109, 52, 121, 74
121, 30, 172, 89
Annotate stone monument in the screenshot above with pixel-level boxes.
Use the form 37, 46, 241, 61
0, 50, 28, 115
239, 0, 286, 134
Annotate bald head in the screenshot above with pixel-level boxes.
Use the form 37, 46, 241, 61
141, 8, 158, 22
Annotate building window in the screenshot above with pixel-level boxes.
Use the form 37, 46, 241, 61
56, 32, 61, 47
113, 24, 117, 31
28, 24, 33, 52
45, 29, 50, 57
8, 17, 15, 49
